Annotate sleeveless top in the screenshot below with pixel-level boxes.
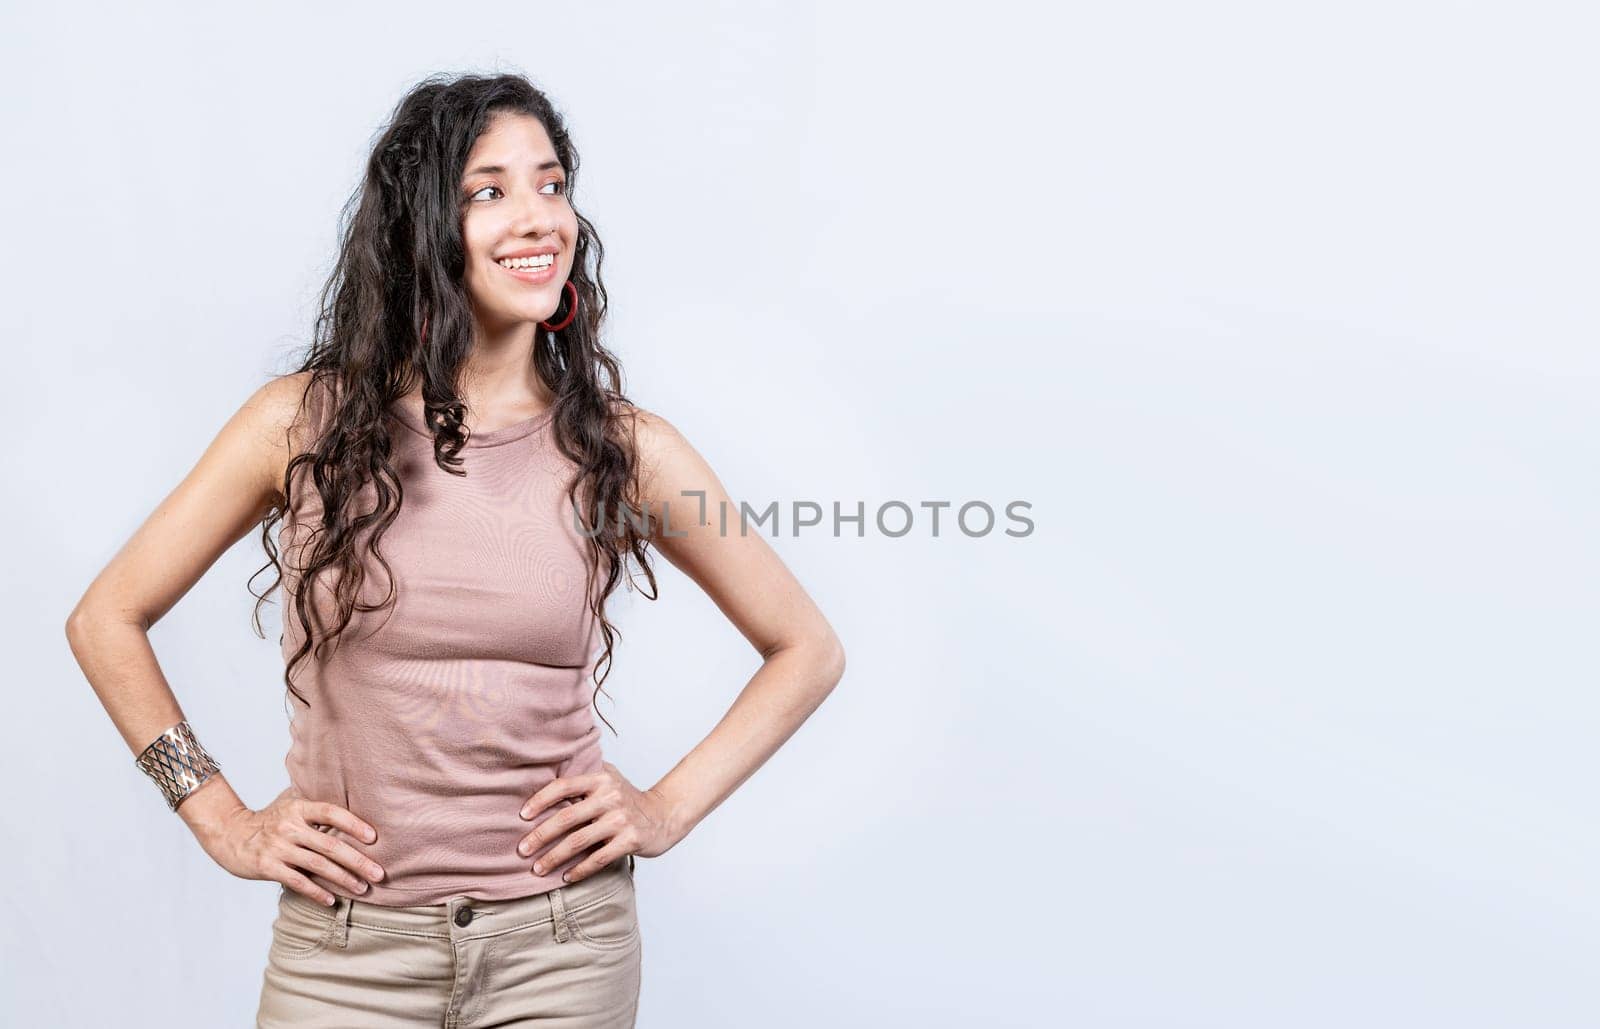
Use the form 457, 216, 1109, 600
278, 378, 607, 905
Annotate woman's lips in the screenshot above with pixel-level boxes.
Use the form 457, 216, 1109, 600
497, 259, 557, 285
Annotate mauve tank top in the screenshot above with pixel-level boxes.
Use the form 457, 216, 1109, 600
278, 378, 606, 905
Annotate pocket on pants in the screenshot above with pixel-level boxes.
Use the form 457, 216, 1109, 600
271, 888, 338, 960
565, 875, 640, 952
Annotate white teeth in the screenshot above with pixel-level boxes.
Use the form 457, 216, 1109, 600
497, 254, 554, 270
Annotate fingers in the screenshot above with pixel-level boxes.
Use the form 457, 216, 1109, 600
306, 801, 379, 844
281, 799, 383, 899
518, 792, 604, 861
560, 837, 635, 886
527, 809, 629, 881
282, 835, 374, 898
520, 772, 601, 821
290, 824, 385, 889
279, 866, 339, 908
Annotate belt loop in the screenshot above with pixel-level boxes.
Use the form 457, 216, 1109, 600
333, 895, 353, 948
548, 886, 570, 943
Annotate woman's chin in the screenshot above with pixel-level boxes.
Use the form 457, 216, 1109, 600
475, 303, 559, 332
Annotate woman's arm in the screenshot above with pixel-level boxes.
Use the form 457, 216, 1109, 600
64, 372, 386, 905
517, 407, 846, 881
631, 408, 848, 843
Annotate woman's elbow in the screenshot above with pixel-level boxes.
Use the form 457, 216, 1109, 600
821, 633, 846, 687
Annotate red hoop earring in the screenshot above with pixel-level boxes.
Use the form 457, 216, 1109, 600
538, 281, 579, 333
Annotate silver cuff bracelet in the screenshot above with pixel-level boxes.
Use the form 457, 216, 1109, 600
135, 720, 222, 812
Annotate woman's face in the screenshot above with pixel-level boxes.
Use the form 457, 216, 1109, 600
458, 112, 579, 332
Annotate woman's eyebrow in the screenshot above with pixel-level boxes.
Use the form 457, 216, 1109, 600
463, 160, 562, 177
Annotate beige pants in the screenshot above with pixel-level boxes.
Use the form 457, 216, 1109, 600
256, 853, 640, 1027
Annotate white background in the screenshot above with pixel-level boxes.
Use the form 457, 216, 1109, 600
3, 1, 1596, 1026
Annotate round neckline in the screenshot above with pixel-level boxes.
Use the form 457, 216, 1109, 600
390, 397, 556, 448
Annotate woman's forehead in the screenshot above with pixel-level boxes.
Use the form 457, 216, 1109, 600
468, 112, 555, 162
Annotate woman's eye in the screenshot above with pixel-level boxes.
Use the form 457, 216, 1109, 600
467, 182, 564, 202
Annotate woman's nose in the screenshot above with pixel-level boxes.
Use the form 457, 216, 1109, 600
509, 200, 554, 239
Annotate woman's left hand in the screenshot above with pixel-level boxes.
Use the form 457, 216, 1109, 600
516, 761, 678, 884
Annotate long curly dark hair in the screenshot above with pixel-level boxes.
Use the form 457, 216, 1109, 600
247, 72, 657, 735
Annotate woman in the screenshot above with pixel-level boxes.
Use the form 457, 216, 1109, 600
64, 72, 846, 1027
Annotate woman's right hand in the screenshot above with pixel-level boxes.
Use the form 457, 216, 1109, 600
201, 786, 385, 906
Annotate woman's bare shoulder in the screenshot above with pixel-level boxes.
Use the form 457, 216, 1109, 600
251, 369, 317, 415
608, 396, 680, 437
241, 370, 328, 492
608, 398, 686, 465
607, 400, 717, 526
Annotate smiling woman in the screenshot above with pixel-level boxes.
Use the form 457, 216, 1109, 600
64, 69, 846, 1029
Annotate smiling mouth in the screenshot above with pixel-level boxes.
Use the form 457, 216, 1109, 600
495, 256, 557, 283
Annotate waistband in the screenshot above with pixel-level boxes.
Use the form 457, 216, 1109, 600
278, 852, 634, 945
